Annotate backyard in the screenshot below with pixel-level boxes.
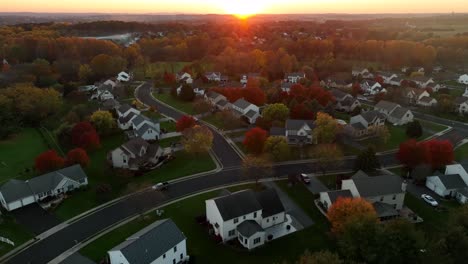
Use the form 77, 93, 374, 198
0, 215, 34, 257
80, 181, 332, 264
152, 93, 195, 114
0, 128, 49, 184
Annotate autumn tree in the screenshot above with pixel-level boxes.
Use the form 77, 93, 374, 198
90, 110, 116, 135
176, 115, 196, 132
163, 71, 176, 85
354, 147, 380, 173
423, 139, 454, 169
78, 64, 93, 83
263, 136, 291, 161
0, 94, 21, 139
262, 103, 290, 126
182, 125, 213, 153
71, 122, 101, 150
313, 112, 339, 144
327, 197, 378, 234
65, 148, 90, 167
192, 98, 212, 114
313, 144, 344, 176
213, 110, 244, 130
243, 127, 268, 155
35, 150, 65, 173
90, 54, 127, 79
242, 155, 273, 187
244, 87, 266, 106
351, 82, 363, 96
397, 139, 428, 170
406, 120, 423, 139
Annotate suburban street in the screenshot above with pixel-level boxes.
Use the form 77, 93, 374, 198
5, 82, 468, 264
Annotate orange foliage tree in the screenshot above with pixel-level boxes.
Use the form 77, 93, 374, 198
327, 197, 378, 234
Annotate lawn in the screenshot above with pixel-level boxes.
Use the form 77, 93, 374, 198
158, 136, 181, 148
80, 181, 332, 264
455, 143, 468, 162
133, 62, 191, 80
202, 114, 225, 129
417, 119, 448, 133
152, 93, 195, 115
160, 121, 176, 132
0, 215, 34, 257
141, 111, 164, 120
0, 128, 49, 184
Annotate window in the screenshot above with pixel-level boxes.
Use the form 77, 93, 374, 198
180, 253, 183, 260
392, 195, 396, 200
254, 238, 261, 244
233, 218, 239, 224
173, 246, 177, 252
253, 212, 257, 218
380, 197, 384, 202
173, 259, 176, 264
163, 254, 166, 259
243, 216, 246, 220
266, 218, 270, 223
228, 229, 236, 236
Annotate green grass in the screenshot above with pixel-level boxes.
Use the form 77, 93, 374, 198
418, 119, 448, 133
0, 128, 49, 184
152, 93, 195, 115
160, 121, 176, 132
202, 115, 225, 129
0, 215, 34, 257
159, 136, 181, 148
357, 125, 430, 152
455, 143, 468, 162
142, 111, 164, 120
226, 131, 246, 138
317, 174, 339, 190
81, 181, 332, 264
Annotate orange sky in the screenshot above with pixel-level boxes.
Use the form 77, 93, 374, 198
1, 0, 467, 14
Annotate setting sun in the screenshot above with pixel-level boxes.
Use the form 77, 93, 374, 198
219, 0, 269, 19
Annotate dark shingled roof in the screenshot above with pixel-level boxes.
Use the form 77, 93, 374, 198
360, 110, 386, 123
245, 110, 258, 119
0, 180, 32, 204
255, 188, 285, 218
390, 107, 411, 119
350, 175, 403, 197
375, 100, 400, 113
419, 96, 436, 103
331, 89, 350, 101
437, 174, 468, 189
325, 189, 353, 204
454, 96, 468, 105
270, 127, 286, 136
213, 190, 262, 221
121, 137, 150, 155
216, 99, 229, 107
233, 98, 253, 109
110, 219, 185, 264
237, 220, 264, 238
285, 119, 315, 131
373, 202, 399, 218
117, 104, 132, 115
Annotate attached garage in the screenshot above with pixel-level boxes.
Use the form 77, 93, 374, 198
0, 179, 36, 212
426, 174, 467, 198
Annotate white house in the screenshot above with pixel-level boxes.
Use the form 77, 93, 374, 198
176, 85, 204, 96
375, 100, 400, 116
240, 73, 261, 85
388, 106, 414, 125
231, 98, 260, 124
426, 164, 468, 203
117, 105, 142, 130
104, 79, 117, 88
417, 96, 438, 107
126, 115, 160, 141
205, 91, 227, 106
108, 219, 188, 264
176, 72, 193, 84
205, 72, 222, 82
270, 119, 316, 145
410, 76, 434, 88
117, 71, 131, 82
90, 84, 115, 101
285, 72, 305, 83
406, 89, 431, 104
319, 171, 406, 220
0, 165, 88, 211
378, 72, 398, 85
281, 82, 293, 93
109, 138, 164, 170
206, 188, 294, 250
458, 74, 468, 85
331, 89, 360, 112
463, 88, 468, 98
361, 80, 384, 95
347, 110, 386, 138
352, 67, 373, 79
454, 97, 468, 115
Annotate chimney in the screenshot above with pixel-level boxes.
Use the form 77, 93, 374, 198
401, 180, 408, 192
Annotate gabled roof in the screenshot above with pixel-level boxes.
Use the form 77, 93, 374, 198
237, 220, 264, 238
118, 112, 137, 124
390, 107, 411, 119
212, 190, 262, 221
330, 89, 350, 101
117, 104, 132, 115
216, 99, 230, 107
132, 114, 156, 128
286, 72, 305, 78
245, 110, 258, 119
270, 127, 286, 136
375, 100, 400, 112
325, 189, 353, 204
136, 123, 159, 137
233, 98, 253, 110
207, 91, 224, 100
436, 174, 468, 190
358, 110, 386, 124
454, 96, 468, 105
255, 188, 285, 218
350, 174, 403, 197
0, 180, 33, 204
419, 96, 436, 104
373, 202, 399, 218
121, 138, 150, 156
285, 119, 315, 131
110, 219, 186, 264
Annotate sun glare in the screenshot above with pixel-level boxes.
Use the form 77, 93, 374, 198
219, 0, 268, 19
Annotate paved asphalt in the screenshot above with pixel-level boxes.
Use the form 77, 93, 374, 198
6, 83, 468, 264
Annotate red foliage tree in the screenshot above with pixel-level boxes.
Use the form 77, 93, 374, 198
374, 92, 386, 103
65, 148, 90, 167
351, 82, 363, 96
243, 127, 268, 155
71, 122, 100, 150
163, 71, 176, 84
35, 150, 65, 173
422, 139, 454, 169
397, 139, 428, 169
290, 103, 314, 120
375, 75, 384, 85
176, 115, 196, 132
244, 87, 266, 106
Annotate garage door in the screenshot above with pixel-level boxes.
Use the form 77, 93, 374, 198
21, 196, 35, 207
8, 200, 22, 211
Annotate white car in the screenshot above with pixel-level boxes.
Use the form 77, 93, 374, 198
421, 194, 438, 207
152, 182, 169, 191
300, 173, 311, 184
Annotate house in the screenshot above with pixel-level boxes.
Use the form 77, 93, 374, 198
410, 76, 434, 88
231, 98, 260, 124
109, 138, 164, 170
347, 110, 386, 138
205, 91, 227, 106
425, 83, 442, 92
78, 85, 97, 93
325, 76, 352, 89
91, 84, 115, 101
378, 72, 398, 85
100, 98, 120, 111
454, 97, 468, 115
117, 104, 141, 130
240, 73, 261, 85
176, 72, 193, 84
375, 100, 400, 116
285, 72, 305, 83
117, 71, 131, 82
352, 67, 373, 78
417, 96, 438, 107
176, 85, 204, 96
206, 188, 294, 250
361, 80, 385, 95
108, 219, 188, 264
205, 72, 222, 82
458, 74, 468, 85
270, 119, 315, 145
281, 82, 293, 93
126, 115, 160, 141
104, 79, 117, 88
463, 88, 468, 98
405, 88, 431, 104
0, 165, 88, 211
426, 164, 468, 204
331, 89, 360, 112
387, 106, 414, 126
319, 171, 407, 220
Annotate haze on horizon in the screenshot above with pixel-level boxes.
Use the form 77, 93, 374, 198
2, 0, 467, 15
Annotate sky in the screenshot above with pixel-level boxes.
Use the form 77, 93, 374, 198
1, 0, 467, 15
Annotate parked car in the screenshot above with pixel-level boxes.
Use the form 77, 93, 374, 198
421, 194, 438, 207
300, 173, 311, 184
152, 182, 169, 191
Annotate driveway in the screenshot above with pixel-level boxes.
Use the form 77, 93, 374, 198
58, 253, 96, 264
304, 174, 329, 194
12, 203, 61, 235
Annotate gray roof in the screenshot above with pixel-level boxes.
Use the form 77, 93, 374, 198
373, 202, 399, 218
207, 91, 224, 100
285, 119, 315, 131
419, 96, 436, 103
0, 180, 33, 204
216, 99, 229, 107
213, 190, 262, 221
136, 123, 159, 137
390, 107, 411, 119
122, 138, 150, 156
352, 170, 370, 179
237, 220, 264, 238
118, 104, 132, 115
454, 96, 468, 105
245, 110, 258, 119
360, 110, 386, 123
59, 253, 96, 264
110, 219, 185, 264
132, 114, 156, 128
350, 174, 403, 197
255, 188, 285, 218
119, 112, 137, 124
281, 82, 293, 89
233, 98, 253, 110
269, 127, 286, 136
375, 100, 400, 112
456, 188, 468, 197
326, 189, 353, 204
437, 174, 468, 190
351, 122, 366, 130
331, 89, 350, 100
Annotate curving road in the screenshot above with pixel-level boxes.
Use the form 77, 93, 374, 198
6, 83, 466, 264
